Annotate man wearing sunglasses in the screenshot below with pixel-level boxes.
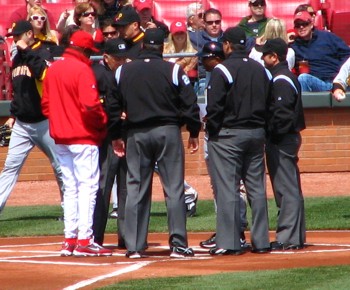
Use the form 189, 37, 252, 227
7, 0, 56, 34
291, 11, 350, 92
238, 0, 269, 40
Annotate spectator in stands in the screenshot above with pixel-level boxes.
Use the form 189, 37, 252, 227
249, 18, 295, 70
56, 0, 90, 34
163, 20, 197, 74
28, 5, 59, 46
74, 2, 104, 48
133, 0, 169, 38
190, 8, 223, 51
287, 4, 317, 44
186, 2, 205, 46
7, 0, 56, 34
112, 6, 144, 59
101, 18, 119, 40
291, 11, 350, 92
238, 0, 270, 50
96, 0, 127, 26
332, 57, 350, 102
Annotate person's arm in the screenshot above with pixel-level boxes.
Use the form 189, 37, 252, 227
175, 64, 201, 139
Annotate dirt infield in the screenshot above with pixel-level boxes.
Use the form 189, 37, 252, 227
1, 172, 350, 289
1, 231, 350, 290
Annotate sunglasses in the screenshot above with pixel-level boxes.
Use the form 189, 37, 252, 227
102, 31, 117, 37
197, 12, 204, 19
30, 15, 46, 21
205, 20, 221, 25
294, 21, 311, 28
81, 11, 96, 17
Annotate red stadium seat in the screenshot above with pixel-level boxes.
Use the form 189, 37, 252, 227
329, 11, 350, 45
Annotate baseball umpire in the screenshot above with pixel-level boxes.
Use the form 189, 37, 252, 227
108, 28, 201, 259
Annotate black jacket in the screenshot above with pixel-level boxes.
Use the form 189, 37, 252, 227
108, 49, 201, 139
267, 61, 306, 139
206, 50, 271, 138
11, 40, 50, 123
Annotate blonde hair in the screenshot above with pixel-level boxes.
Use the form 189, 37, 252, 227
27, 5, 57, 43
164, 32, 197, 54
261, 18, 288, 43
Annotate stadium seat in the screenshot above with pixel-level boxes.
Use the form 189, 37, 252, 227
329, 11, 350, 45
42, 2, 74, 29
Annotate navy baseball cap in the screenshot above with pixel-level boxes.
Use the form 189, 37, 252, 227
143, 28, 165, 45
196, 41, 225, 59
103, 38, 128, 57
256, 38, 288, 58
223, 27, 246, 45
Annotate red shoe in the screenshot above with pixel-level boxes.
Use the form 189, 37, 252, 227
73, 242, 113, 257
60, 242, 76, 257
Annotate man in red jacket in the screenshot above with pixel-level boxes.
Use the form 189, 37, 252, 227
42, 30, 112, 257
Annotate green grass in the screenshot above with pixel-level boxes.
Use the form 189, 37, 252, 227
98, 265, 350, 290
1, 196, 350, 289
0, 197, 350, 237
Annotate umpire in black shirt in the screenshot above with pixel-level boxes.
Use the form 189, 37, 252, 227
108, 28, 201, 259
258, 38, 306, 251
206, 27, 271, 255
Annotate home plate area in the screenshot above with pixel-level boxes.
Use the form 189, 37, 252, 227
1, 231, 350, 290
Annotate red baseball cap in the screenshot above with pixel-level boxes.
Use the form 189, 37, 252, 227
69, 30, 99, 52
294, 11, 312, 23
170, 20, 187, 34
134, 0, 153, 12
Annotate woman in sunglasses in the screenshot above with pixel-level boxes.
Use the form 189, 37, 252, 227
74, 3, 104, 48
27, 5, 59, 46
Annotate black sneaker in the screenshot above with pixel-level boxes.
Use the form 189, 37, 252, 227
270, 241, 304, 251
170, 246, 194, 258
209, 247, 244, 256
186, 202, 197, 217
199, 233, 216, 248
240, 232, 251, 249
126, 251, 143, 259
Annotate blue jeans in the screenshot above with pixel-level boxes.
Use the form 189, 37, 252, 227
298, 73, 332, 92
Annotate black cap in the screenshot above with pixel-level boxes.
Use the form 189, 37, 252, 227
143, 28, 165, 45
103, 39, 128, 57
196, 41, 224, 59
222, 27, 246, 45
113, 6, 140, 26
6, 20, 33, 37
255, 38, 288, 57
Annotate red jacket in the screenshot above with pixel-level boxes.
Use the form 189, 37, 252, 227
42, 48, 107, 146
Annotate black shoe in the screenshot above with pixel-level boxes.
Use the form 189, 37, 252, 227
117, 239, 126, 249
186, 202, 197, 217
199, 233, 216, 248
209, 247, 244, 256
170, 246, 195, 258
270, 241, 304, 251
240, 232, 251, 249
251, 247, 271, 254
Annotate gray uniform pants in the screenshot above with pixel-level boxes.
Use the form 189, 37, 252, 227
124, 125, 188, 251
266, 133, 306, 246
208, 128, 270, 250
0, 119, 64, 213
